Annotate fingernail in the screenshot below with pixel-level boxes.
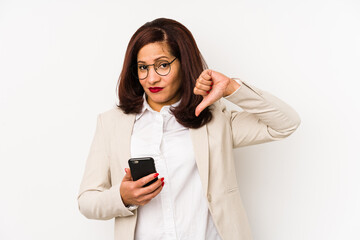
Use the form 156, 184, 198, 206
210, 86, 212, 89
154, 173, 159, 178
162, 182, 164, 187
160, 177, 164, 182
207, 91, 210, 94
124, 168, 127, 173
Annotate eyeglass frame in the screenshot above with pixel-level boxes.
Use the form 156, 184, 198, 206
134, 57, 178, 80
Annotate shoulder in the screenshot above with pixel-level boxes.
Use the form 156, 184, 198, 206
99, 106, 125, 118
97, 106, 135, 127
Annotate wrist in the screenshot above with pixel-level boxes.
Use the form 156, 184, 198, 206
120, 189, 131, 207
121, 195, 138, 211
224, 78, 241, 97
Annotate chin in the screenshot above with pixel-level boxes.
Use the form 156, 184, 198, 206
151, 97, 168, 104
146, 93, 164, 100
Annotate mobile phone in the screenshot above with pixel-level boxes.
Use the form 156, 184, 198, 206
128, 157, 158, 187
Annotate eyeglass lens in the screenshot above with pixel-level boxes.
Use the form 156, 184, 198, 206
137, 60, 172, 80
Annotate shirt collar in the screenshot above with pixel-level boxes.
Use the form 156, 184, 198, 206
135, 94, 181, 121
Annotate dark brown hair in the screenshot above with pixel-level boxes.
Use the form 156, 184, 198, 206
116, 18, 212, 128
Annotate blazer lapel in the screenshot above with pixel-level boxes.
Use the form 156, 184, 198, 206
114, 110, 136, 168
190, 124, 209, 196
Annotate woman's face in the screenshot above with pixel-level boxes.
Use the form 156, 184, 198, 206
137, 42, 182, 112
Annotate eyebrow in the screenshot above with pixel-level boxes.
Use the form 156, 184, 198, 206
137, 56, 169, 64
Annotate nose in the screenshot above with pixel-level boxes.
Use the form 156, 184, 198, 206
146, 66, 161, 84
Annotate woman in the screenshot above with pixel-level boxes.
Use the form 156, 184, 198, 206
77, 18, 301, 240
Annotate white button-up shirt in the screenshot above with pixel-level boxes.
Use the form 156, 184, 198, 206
130, 96, 221, 240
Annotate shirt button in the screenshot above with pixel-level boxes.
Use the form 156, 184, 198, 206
207, 194, 212, 202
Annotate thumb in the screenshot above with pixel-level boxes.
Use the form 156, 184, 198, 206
195, 97, 212, 117
122, 168, 133, 181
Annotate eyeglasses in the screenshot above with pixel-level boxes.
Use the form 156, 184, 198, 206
136, 57, 177, 80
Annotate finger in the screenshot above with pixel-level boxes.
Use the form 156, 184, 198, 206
195, 97, 214, 117
122, 168, 133, 181
200, 69, 212, 81
193, 87, 210, 96
197, 71, 213, 85
195, 100, 206, 117
135, 172, 159, 188
195, 81, 212, 91
197, 77, 213, 87
139, 178, 163, 195
140, 182, 163, 204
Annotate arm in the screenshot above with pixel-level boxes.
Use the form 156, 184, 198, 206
194, 70, 301, 147
77, 114, 134, 220
224, 79, 301, 148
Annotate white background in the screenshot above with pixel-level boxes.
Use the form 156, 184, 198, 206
1, 0, 359, 239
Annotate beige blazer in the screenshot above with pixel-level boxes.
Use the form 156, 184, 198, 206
77, 80, 301, 240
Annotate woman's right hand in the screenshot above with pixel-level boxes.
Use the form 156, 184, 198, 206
120, 168, 164, 206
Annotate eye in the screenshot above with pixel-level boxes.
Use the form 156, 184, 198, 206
138, 65, 147, 71
158, 62, 170, 69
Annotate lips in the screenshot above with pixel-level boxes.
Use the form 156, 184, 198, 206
149, 87, 163, 93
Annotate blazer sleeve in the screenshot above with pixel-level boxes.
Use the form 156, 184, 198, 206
77, 114, 134, 220
224, 79, 301, 148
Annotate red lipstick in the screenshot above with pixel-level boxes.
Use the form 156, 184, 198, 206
149, 87, 163, 93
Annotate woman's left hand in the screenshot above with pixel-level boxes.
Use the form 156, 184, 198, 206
193, 69, 241, 117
